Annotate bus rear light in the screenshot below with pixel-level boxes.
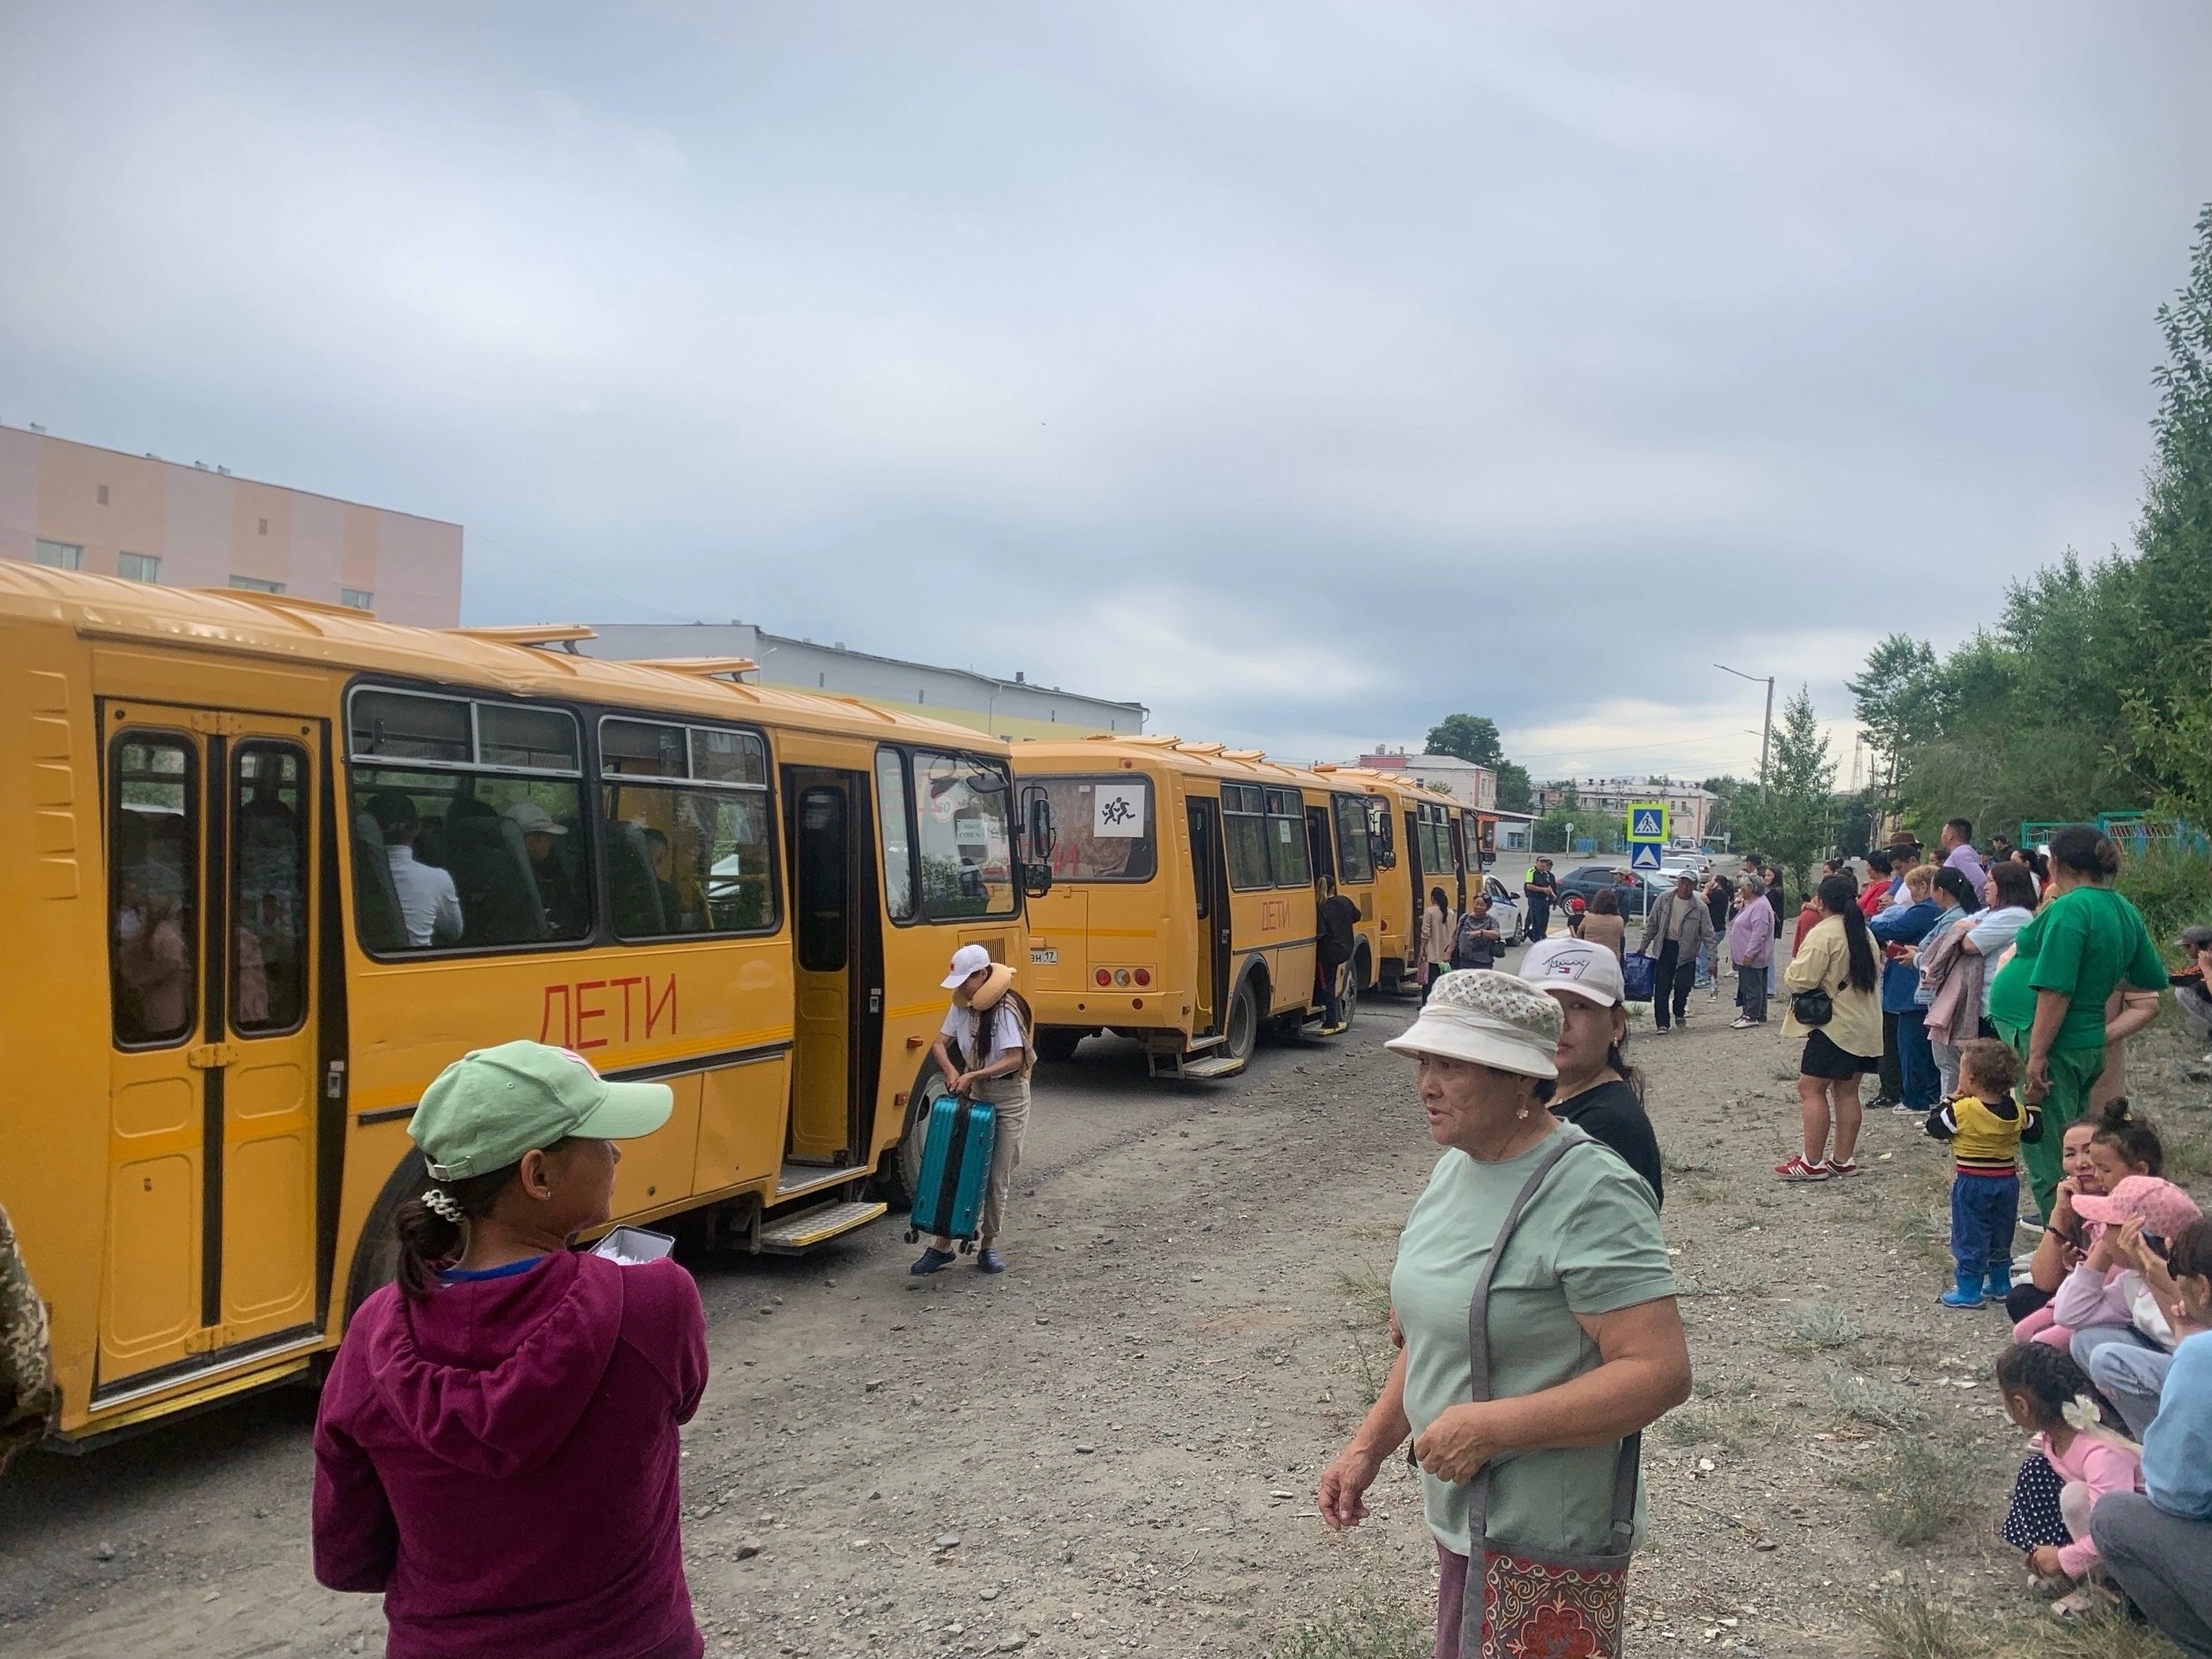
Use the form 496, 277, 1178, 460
1095, 969, 1111, 987
1133, 968, 1151, 986
1113, 969, 1131, 987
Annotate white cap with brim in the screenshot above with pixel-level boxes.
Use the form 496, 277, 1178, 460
1384, 970, 1561, 1079
1518, 938, 1626, 1007
942, 942, 994, 988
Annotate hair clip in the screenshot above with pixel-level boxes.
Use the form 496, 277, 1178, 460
422, 1187, 467, 1224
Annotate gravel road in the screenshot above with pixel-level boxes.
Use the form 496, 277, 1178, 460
5, 958, 2208, 1659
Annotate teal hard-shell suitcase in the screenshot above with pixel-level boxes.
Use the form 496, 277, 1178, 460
906, 1095, 997, 1248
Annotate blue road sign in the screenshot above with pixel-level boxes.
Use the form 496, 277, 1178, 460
1629, 842, 1663, 871
1630, 806, 1667, 840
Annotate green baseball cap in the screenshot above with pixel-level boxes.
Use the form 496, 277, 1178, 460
410, 1041, 673, 1181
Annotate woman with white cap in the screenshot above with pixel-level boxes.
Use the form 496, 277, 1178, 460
1521, 938, 1665, 1207
313, 1041, 708, 1659
911, 944, 1035, 1277
1317, 971, 1689, 1659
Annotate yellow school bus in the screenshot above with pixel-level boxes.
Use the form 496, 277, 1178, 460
1017, 736, 1395, 1078
1310, 766, 1484, 992
0, 566, 1046, 1445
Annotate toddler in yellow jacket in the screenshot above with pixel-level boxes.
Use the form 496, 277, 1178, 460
1927, 1038, 2043, 1308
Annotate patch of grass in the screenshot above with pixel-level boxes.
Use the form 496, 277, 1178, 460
1656, 1409, 1704, 1445
1683, 1178, 1738, 1207
1827, 1368, 1928, 1432
1896, 1198, 1952, 1264
1662, 1151, 1712, 1175
1346, 1338, 1389, 1410
1862, 1583, 1980, 1659
1789, 1297, 1863, 1351
2002, 1601, 2178, 1659
1334, 1265, 1393, 1322
2161, 1116, 2212, 1185
1270, 1592, 1429, 1659
1840, 1434, 1986, 1545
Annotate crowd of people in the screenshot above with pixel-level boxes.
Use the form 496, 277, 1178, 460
273, 814, 2212, 1659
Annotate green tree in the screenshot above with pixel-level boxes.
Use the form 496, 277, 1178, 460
1424, 714, 1503, 767
2122, 202, 2212, 820
1845, 633, 1939, 798
1495, 760, 1534, 813
1700, 775, 1745, 844
1732, 687, 1835, 896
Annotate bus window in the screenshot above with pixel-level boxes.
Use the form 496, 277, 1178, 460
1265, 788, 1310, 887
232, 741, 308, 1033
874, 748, 915, 921
347, 688, 590, 953
109, 732, 197, 1048
796, 788, 850, 970
1037, 777, 1155, 881
599, 717, 776, 938
1332, 794, 1375, 884
912, 750, 1016, 920
1222, 784, 1273, 890
1366, 797, 1395, 868
1419, 804, 1450, 877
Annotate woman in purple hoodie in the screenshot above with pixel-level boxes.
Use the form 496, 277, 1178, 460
314, 1042, 709, 1659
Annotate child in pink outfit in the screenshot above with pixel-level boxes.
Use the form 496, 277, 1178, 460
1997, 1343, 2142, 1605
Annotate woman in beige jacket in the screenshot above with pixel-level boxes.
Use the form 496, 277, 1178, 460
1777, 874, 1885, 1182
1418, 887, 1455, 1001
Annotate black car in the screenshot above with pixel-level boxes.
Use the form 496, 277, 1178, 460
1554, 864, 1659, 919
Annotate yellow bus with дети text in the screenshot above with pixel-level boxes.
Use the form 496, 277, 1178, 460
0, 565, 1052, 1447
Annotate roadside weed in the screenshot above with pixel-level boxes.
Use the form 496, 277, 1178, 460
1346, 1338, 1389, 1410
1789, 1298, 1862, 1350
1334, 1266, 1393, 1323
2003, 1601, 2179, 1659
1842, 1434, 1986, 1546
1270, 1592, 1429, 1659
1827, 1368, 1927, 1432
1863, 1583, 1978, 1659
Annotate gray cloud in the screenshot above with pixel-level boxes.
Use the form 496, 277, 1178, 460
4, 2, 2207, 778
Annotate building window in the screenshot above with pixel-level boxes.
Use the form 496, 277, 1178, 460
230, 575, 285, 594
35, 540, 83, 570
98, 484, 110, 505
257, 518, 269, 535
340, 588, 372, 610
118, 552, 161, 583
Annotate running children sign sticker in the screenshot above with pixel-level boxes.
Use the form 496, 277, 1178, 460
1092, 783, 1146, 837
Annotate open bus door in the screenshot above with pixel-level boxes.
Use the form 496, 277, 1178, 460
1186, 797, 1230, 1036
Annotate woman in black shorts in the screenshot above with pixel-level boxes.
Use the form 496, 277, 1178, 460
1777, 873, 1883, 1181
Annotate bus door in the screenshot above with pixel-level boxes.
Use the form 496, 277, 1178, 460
1305, 804, 1334, 886
785, 768, 862, 1166
1186, 797, 1231, 1035
1448, 816, 1470, 912
101, 710, 325, 1395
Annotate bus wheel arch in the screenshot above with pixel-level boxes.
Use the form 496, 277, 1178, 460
874, 1053, 950, 1211
344, 1145, 430, 1322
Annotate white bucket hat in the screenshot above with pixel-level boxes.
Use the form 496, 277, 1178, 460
1386, 970, 1561, 1078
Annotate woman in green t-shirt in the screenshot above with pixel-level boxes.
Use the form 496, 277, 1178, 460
1317, 970, 1690, 1659
1987, 827, 2168, 1215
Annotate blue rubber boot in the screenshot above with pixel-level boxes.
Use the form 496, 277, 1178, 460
1939, 1269, 1986, 1309
1984, 1261, 2012, 1301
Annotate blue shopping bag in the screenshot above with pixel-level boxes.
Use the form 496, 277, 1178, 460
1621, 951, 1656, 1003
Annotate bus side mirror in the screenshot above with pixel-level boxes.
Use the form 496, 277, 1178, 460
1022, 862, 1053, 898
1019, 787, 1055, 897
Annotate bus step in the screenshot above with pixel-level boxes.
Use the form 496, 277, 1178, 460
1183, 1031, 1227, 1052
1173, 1053, 1247, 1081
757, 1199, 888, 1255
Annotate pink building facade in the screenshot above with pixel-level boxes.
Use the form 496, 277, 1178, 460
0, 426, 462, 626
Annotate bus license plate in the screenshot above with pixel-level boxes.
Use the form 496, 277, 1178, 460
1030, 948, 1058, 965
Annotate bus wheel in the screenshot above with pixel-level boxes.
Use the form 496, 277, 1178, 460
1225, 976, 1259, 1066
1338, 969, 1360, 1029
874, 1058, 947, 1211
1034, 1027, 1084, 1064
344, 1147, 429, 1321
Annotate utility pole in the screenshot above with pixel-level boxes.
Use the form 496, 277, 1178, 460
1716, 664, 1775, 797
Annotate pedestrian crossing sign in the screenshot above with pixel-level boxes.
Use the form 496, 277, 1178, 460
1629, 842, 1663, 871
1627, 803, 1669, 842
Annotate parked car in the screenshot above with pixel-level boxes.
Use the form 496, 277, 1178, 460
1556, 865, 1665, 919
1478, 872, 1525, 944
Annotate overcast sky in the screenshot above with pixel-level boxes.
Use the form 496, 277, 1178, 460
5, 3, 2209, 782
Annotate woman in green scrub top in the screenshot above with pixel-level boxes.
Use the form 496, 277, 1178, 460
1317, 969, 1690, 1659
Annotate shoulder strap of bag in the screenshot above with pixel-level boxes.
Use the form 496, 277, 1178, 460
1464, 1135, 1641, 1552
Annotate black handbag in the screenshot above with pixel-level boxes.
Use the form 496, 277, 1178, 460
1789, 986, 1834, 1027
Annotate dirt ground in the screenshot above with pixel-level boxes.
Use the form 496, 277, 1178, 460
3, 949, 2209, 1659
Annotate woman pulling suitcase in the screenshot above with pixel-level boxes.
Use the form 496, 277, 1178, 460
912, 944, 1037, 1277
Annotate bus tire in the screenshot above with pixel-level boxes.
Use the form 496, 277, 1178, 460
1224, 976, 1260, 1067
1338, 967, 1360, 1029
1352, 944, 1372, 993
344, 1146, 429, 1322
1033, 1027, 1084, 1065
873, 1057, 948, 1211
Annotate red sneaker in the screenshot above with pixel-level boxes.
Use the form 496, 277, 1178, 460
1825, 1158, 1861, 1177
1775, 1155, 1832, 1182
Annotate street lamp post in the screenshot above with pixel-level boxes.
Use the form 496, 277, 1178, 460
1716, 664, 1775, 796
